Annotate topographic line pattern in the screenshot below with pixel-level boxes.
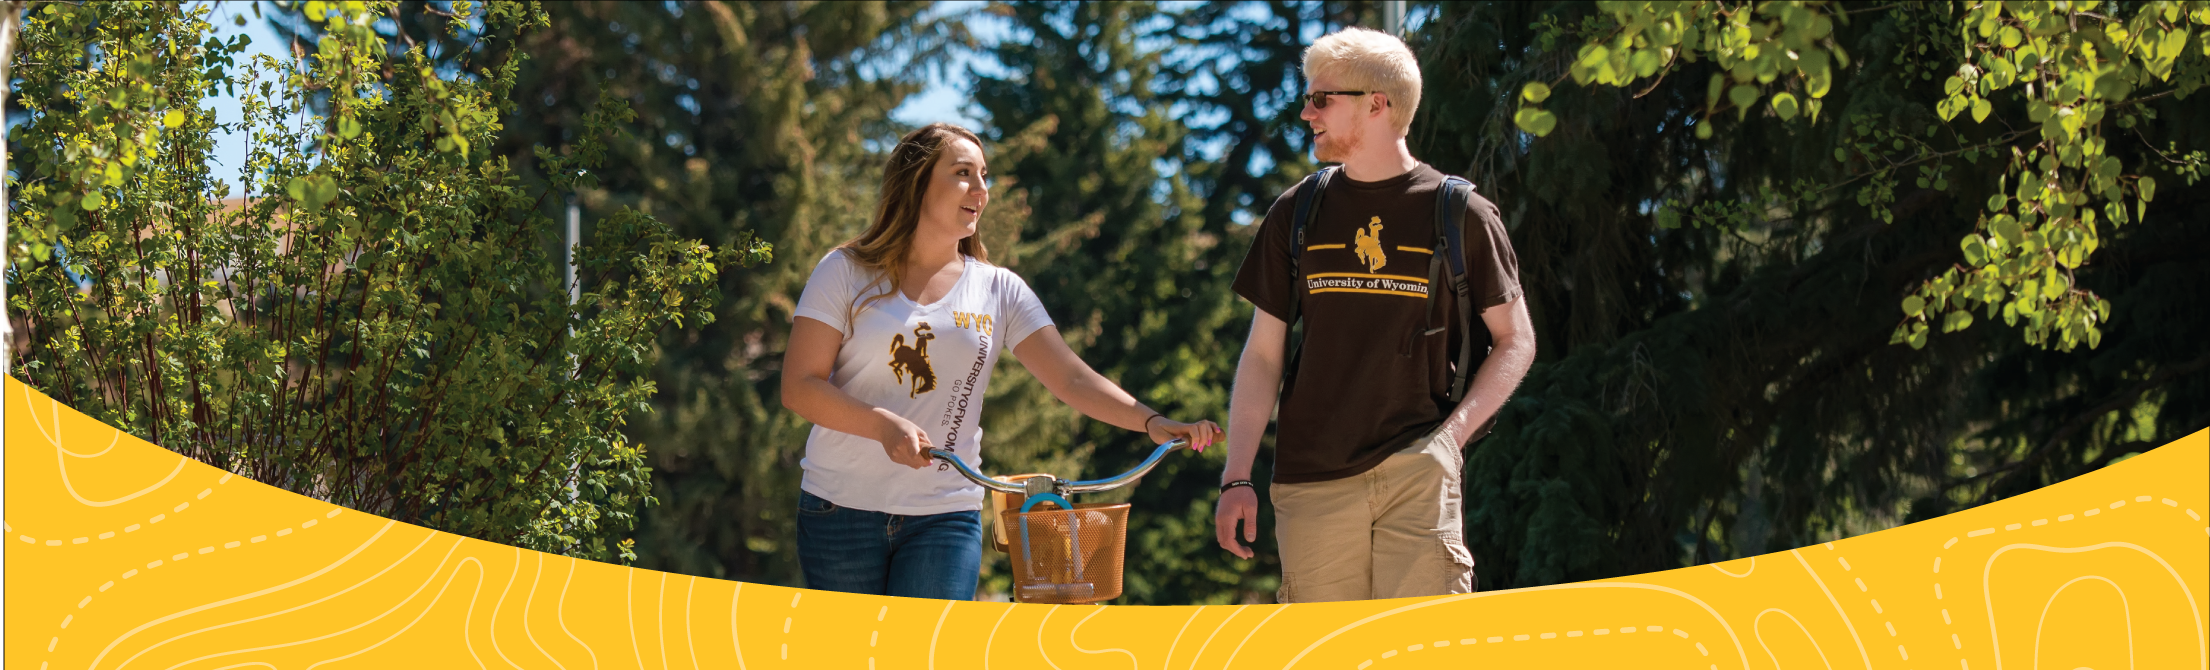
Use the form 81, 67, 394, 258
5, 380, 2203, 669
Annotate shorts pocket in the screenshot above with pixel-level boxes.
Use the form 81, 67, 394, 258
1276, 571, 1297, 604
1439, 530, 1477, 593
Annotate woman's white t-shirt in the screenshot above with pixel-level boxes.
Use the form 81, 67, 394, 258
791, 249, 1055, 515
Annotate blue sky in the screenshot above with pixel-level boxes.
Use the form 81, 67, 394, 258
887, 2, 992, 130
207, 1, 1414, 205
201, 1, 292, 197
202, 1, 989, 195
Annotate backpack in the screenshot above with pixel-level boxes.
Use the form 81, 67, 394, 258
1281, 166, 1491, 403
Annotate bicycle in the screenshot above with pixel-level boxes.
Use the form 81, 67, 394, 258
927, 438, 1195, 604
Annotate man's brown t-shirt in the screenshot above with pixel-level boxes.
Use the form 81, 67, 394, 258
1232, 164, 1520, 484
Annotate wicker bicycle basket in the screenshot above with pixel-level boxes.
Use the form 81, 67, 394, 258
996, 503, 1129, 604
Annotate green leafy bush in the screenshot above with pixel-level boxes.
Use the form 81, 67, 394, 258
3, 1, 767, 562
1517, 0, 2210, 352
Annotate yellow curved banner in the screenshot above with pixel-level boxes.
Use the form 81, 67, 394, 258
8, 377, 2206, 669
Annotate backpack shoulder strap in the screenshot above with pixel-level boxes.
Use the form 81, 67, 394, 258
1281, 166, 1335, 389
1286, 166, 1336, 294
1437, 176, 1473, 283
1432, 175, 1486, 402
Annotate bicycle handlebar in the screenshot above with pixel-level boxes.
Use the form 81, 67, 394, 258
926, 438, 1193, 498
928, 448, 1029, 494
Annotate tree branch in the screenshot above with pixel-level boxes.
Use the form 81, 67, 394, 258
1969, 352, 2210, 499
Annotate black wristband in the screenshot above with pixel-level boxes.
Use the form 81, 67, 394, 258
1144, 413, 1165, 432
1220, 479, 1254, 492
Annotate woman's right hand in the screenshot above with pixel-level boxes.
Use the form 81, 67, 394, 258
875, 409, 936, 469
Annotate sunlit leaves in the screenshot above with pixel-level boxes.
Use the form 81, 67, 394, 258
285, 175, 338, 212
5, 1, 752, 562
1890, 0, 2210, 353
1539, 0, 2208, 354
1768, 91, 1799, 120
1943, 310, 1974, 333
1522, 81, 1552, 103
1727, 83, 1759, 117
1516, 81, 1559, 135
1960, 234, 1990, 266
1520, 2, 1845, 136
1514, 106, 1560, 136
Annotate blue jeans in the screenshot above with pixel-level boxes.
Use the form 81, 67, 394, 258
795, 490, 983, 600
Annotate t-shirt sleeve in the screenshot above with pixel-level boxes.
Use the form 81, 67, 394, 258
793, 249, 865, 336
1461, 191, 1522, 309
998, 268, 1056, 351
1231, 189, 1301, 322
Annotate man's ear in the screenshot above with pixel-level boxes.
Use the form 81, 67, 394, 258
1369, 92, 1391, 120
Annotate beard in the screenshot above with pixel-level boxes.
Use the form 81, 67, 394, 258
1312, 121, 1366, 163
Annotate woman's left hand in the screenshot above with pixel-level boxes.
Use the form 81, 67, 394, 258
1146, 416, 1223, 453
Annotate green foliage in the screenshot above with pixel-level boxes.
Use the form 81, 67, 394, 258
1416, 1, 2209, 589
598, 0, 955, 585
970, 0, 1262, 604
4, 1, 754, 562
1524, 0, 2210, 353
115, 0, 2200, 603
307, 0, 964, 584
1517, 0, 1843, 135
1900, 0, 2210, 352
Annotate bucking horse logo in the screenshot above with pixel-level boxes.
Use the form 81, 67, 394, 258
1353, 216, 1387, 273
887, 323, 938, 398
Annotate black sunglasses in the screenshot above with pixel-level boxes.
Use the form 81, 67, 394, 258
1304, 90, 1388, 109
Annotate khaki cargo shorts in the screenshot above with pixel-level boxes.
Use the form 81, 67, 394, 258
1272, 430, 1475, 603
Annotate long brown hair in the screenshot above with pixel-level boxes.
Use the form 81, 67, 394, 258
839, 123, 990, 315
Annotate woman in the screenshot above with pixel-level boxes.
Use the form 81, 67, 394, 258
781, 123, 1223, 599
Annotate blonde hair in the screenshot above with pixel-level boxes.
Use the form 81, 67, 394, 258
1303, 27, 1423, 135
839, 123, 990, 316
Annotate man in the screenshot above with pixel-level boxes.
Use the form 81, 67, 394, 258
1215, 27, 1537, 603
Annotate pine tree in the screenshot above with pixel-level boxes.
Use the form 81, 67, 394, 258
489, 1, 958, 582
971, 0, 1272, 604
227, 0, 2210, 598
267, 0, 958, 581
1411, 1, 2209, 588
